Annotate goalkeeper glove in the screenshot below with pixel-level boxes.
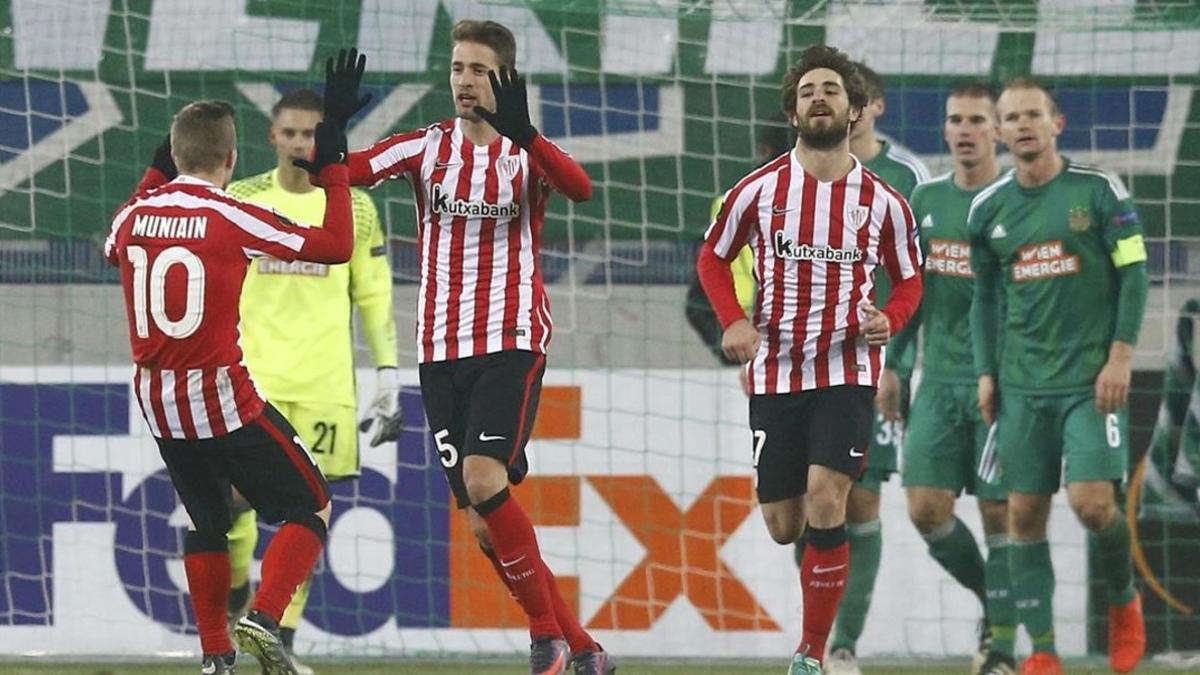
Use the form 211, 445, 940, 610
473, 66, 538, 149
322, 48, 372, 130
359, 367, 402, 447
292, 121, 347, 174
150, 134, 178, 180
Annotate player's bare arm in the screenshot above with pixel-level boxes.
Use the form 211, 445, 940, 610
1095, 341, 1134, 414
875, 368, 901, 421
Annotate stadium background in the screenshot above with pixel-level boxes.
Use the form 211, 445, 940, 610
1, 0, 1198, 668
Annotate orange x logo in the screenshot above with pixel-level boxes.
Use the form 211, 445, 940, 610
586, 476, 778, 631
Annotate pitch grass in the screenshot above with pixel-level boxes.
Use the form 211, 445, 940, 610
0, 660, 1190, 675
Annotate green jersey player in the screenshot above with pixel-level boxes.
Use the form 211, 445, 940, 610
896, 83, 1014, 675
815, 61, 930, 675
968, 77, 1148, 675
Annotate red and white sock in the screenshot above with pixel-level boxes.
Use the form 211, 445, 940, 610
476, 488, 562, 640
482, 545, 595, 652
799, 524, 849, 661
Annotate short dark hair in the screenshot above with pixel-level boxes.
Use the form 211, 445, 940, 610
171, 100, 236, 173
781, 44, 869, 116
854, 61, 885, 102
272, 89, 323, 118
1001, 76, 1060, 115
949, 81, 998, 103
451, 19, 517, 69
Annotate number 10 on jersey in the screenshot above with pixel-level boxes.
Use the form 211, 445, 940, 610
127, 245, 206, 339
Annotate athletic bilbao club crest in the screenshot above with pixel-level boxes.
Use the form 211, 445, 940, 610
499, 156, 522, 180
847, 206, 870, 230
1068, 205, 1092, 232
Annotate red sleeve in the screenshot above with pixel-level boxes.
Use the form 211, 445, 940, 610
526, 134, 592, 202
881, 272, 922, 333
695, 178, 762, 328
697, 241, 748, 329
297, 165, 354, 263
227, 165, 354, 264
878, 193, 924, 332
346, 128, 427, 187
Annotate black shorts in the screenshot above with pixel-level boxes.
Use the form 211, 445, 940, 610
156, 403, 330, 536
419, 350, 546, 509
748, 385, 875, 503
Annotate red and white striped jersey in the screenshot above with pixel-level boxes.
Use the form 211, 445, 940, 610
104, 176, 339, 439
349, 118, 586, 364
703, 153, 922, 394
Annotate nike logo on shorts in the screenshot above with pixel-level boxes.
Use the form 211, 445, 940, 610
849, 446, 864, 457
812, 563, 847, 574
479, 432, 506, 442
500, 554, 527, 568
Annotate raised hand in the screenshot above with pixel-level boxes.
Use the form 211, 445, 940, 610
322, 48, 372, 129
292, 121, 347, 175
473, 66, 537, 148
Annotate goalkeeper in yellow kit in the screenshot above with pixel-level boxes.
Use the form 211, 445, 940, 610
225, 89, 401, 674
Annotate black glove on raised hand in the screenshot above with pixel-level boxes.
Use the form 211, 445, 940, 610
473, 66, 537, 149
322, 48, 372, 129
292, 121, 347, 174
150, 134, 177, 180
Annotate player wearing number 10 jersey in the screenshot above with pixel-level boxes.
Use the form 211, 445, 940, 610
319, 21, 609, 675
104, 99, 352, 675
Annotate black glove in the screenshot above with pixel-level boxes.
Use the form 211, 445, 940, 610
150, 134, 177, 180
473, 66, 537, 149
322, 48, 372, 129
292, 121, 347, 174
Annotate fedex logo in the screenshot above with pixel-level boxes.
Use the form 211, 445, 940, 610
0, 381, 773, 638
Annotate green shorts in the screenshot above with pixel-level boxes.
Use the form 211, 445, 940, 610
996, 391, 1128, 494
274, 400, 360, 480
901, 381, 1006, 501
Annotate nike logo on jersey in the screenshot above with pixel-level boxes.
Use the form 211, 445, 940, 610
849, 447, 864, 458
500, 554, 527, 568
812, 563, 847, 574
771, 206, 793, 216
479, 432, 507, 442
991, 224, 1008, 239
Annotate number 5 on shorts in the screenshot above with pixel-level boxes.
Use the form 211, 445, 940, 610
434, 429, 459, 468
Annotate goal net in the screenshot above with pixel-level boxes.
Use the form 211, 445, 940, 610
1, 0, 1197, 664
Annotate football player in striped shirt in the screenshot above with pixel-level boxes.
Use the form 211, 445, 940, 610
105, 99, 353, 675
319, 22, 608, 675
808, 60, 933, 675
698, 44, 923, 675
968, 77, 1148, 675
222, 86, 400, 675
